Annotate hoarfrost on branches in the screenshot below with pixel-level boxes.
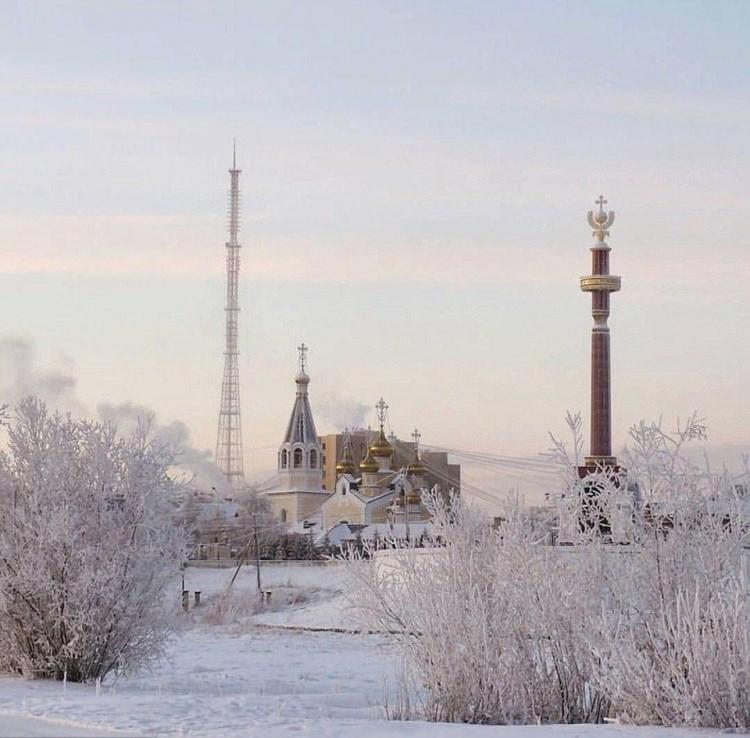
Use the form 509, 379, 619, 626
0, 397, 188, 682
348, 413, 750, 729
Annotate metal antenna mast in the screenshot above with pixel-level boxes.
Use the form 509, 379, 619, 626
216, 141, 245, 489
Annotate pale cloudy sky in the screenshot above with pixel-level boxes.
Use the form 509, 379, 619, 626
1, 1, 748, 500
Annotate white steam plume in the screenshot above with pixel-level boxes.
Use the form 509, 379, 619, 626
0, 338, 84, 414
316, 389, 369, 431
97, 402, 227, 491
0, 337, 224, 491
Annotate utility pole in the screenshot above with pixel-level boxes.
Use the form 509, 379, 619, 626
229, 505, 263, 598
403, 488, 410, 542
253, 511, 262, 593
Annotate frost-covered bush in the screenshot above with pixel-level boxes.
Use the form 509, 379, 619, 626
0, 398, 187, 682
349, 413, 750, 728
581, 415, 750, 728
200, 588, 262, 626
348, 491, 607, 724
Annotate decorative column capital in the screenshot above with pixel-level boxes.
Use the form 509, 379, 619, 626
587, 195, 615, 241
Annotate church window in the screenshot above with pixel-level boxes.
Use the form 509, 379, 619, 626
281, 449, 288, 469
293, 448, 303, 468
281, 509, 287, 523
310, 449, 318, 468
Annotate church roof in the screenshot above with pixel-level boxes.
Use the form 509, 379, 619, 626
283, 379, 319, 445
282, 345, 319, 446
336, 472, 403, 505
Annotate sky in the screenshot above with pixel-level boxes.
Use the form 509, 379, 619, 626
1, 1, 748, 501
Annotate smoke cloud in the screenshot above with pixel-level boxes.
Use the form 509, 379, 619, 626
97, 402, 227, 491
0, 336, 224, 491
316, 389, 370, 431
0, 338, 84, 414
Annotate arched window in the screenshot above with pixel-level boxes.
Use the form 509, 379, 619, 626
280, 509, 287, 523
293, 447, 303, 468
309, 449, 318, 468
281, 449, 288, 469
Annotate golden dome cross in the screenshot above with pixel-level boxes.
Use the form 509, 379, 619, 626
375, 397, 389, 429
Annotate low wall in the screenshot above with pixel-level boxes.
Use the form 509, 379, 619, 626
185, 558, 340, 569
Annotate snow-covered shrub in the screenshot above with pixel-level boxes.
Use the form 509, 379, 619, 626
580, 416, 750, 728
200, 588, 262, 626
350, 413, 750, 728
0, 398, 187, 682
348, 491, 607, 724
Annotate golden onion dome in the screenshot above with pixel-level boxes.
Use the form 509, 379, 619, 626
370, 429, 394, 458
406, 487, 423, 504
336, 430, 357, 476
359, 451, 379, 473
407, 459, 427, 477
336, 457, 356, 475
407, 437, 426, 477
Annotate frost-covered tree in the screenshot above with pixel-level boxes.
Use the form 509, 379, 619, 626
0, 397, 187, 682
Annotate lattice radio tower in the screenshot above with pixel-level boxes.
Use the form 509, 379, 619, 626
215, 142, 245, 489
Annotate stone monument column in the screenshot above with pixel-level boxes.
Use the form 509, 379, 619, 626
579, 196, 621, 469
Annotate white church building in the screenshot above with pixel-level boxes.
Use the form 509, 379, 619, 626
263, 345, 328, 525
262, 345, 432, 531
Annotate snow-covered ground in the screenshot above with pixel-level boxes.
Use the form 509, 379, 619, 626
0, 565, 737, 737
0, 715, 136, 737
0, 628, 398, 737
186, 561, 358, 631
182, 561, 348, 600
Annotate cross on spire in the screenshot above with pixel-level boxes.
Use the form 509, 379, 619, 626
297, 343, 308, 374
375, 397, 389, 429
595, 195, 607, 212
411, 428, 421, 449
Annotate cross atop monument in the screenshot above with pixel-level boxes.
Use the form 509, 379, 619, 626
297, 343, 308, 374
412, 428, 421, 449
595, 195, 607, 212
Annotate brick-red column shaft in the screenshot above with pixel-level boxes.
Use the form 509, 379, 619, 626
590, 328, 611, 458
590, 246, 611, 459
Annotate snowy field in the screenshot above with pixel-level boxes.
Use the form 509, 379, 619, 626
0, 565, 738, 737
182, 561, 348, 599
185, 561, 356, 630
0, 628, 398, 737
